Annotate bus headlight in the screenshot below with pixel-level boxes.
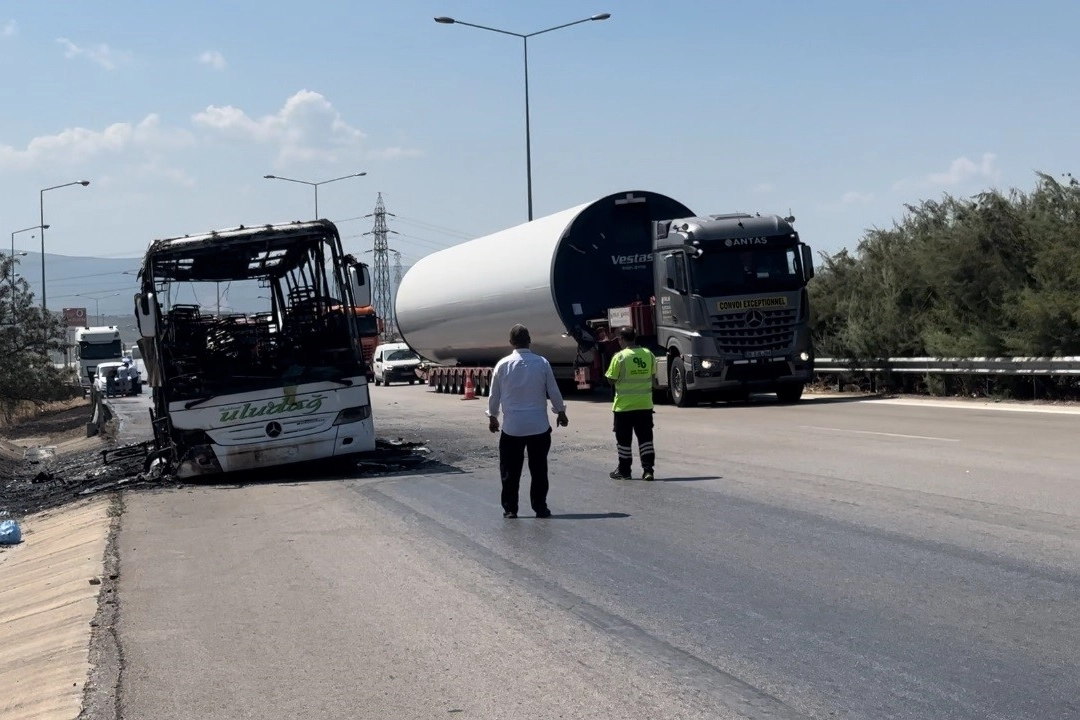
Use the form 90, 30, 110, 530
799, 351, 810, 362
333, 405, 371, 426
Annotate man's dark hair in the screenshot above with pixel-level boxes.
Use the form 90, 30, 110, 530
509, 324, 531, 348
619, 326, 636, 343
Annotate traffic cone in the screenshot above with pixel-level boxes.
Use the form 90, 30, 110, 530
462, 374, 477, 400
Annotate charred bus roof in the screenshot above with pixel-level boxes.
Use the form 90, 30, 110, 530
656, 213, 798, 248
139, 219, 343, 283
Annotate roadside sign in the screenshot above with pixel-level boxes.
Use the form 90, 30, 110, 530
63, 307, 87, 327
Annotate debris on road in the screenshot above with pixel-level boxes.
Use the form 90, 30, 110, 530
2, 435, 438, 518
0, 518, 22, 545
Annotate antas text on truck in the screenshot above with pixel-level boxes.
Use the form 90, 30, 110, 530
395, 190, 815, 406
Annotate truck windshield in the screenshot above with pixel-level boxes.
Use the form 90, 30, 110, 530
355, 315, 379, 336
691, 246, 804, 296
79, 340, 122, 360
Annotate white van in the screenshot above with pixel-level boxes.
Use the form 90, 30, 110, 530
372, 343, 421, 386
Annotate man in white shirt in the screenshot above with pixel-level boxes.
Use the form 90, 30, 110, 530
487, 324, 569, 518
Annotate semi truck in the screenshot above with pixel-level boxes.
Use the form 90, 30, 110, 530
134, 220, 377, 478
394, 190, 816, 406
74, 325, 124, 391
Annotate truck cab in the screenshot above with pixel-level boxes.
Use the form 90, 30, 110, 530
653, 213, 815, 405
74, 325, 123, 391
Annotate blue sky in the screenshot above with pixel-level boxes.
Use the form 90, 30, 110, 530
3, 0, 1079, 310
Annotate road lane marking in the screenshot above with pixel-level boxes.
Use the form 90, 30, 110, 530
800, 425, 959, 442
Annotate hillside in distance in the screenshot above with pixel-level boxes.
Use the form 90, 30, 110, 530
15, 251, 410, 320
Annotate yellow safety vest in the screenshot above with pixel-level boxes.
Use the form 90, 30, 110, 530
605, 347, 656, 412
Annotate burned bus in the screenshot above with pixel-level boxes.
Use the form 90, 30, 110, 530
134, 220, 376, 478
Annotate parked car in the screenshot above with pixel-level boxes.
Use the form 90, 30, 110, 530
372, 343, 421, 386
91, 360, 143, 396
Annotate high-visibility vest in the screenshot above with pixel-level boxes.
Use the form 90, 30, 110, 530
605, 347, 655, 412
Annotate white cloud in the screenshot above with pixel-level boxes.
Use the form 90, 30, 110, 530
197, 50, 227, 70
193, 89, 399, 164
841, 191, 874, 205
56, 38, 131, 70
926, 152, 1001, 186
753, 183, 775, 193
0, 114, 195, 171
2, 20, 16, 37
368, 146, 425, 161
894, 152, 1002, 192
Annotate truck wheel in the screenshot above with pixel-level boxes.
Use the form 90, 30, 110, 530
776, 384, 804, 404
669, 358, 698, 408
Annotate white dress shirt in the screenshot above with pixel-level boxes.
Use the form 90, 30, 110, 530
487, 348, 567, 437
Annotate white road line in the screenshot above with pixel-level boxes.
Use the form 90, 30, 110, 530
800, 425, 960, 442
805, 393, 1080, 416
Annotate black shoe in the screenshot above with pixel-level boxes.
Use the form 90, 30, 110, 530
642, 471, 655, 482
609, 469, 631, 480
503, 510, 517, 518
535, 509, 552, 518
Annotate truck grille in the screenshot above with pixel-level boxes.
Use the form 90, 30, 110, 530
711, 308, 797, 355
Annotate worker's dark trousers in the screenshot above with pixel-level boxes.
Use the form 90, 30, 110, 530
499, 429, 552, 514
614, 410, 655, 476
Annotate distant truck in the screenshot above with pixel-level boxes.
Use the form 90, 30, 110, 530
74, 325, 124, 391
395, 190, 816, 406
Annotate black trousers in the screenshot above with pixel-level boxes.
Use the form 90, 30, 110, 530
499, 429, 552, 514
614, 410, 655, 475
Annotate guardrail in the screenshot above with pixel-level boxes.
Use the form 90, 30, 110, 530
815, 357, 1080, 376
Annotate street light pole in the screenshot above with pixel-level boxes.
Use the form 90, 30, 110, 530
39, 180, 90, 320
263, 172, 368, 219
11, 225, 47, 327
435, 13, 611, 221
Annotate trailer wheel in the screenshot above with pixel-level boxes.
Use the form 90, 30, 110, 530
669, 358, 698, 408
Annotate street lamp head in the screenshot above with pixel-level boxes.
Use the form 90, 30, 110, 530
264, 174, 277, 179
356, 172, 368, 177
434, 16, 456, 24
591, 13, 611, 21
42, 224, 51, 230
79, 180, 90, 186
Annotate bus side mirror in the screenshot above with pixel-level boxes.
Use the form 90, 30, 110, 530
801, 245, 815, 280
350, 263, 372, 307
135, 292, 158, 338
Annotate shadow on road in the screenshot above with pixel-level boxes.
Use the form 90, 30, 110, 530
548, 512, 630, 520
660, 476, 722, 482
179, 439, 465, 491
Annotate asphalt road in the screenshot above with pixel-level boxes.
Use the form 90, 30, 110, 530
106, 388, 1080, 719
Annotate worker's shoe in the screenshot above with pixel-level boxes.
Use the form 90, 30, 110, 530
503, 510, 517, 518
641, 471, 655, 482
609, 469, 632, 480
535, 509, 552, 519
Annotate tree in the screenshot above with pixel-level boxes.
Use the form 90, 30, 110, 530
808, 171, 1080, 397
0, 253, 76, 416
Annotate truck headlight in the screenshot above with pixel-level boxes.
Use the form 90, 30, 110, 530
700, 359, 717, 370
799, 351, 809, 362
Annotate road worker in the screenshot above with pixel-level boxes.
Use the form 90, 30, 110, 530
604, 326, 657, 481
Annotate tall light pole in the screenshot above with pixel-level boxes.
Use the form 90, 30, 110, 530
11, 225, 46, 326
40, 180, 90, 318
263, 172, 368, 219
435, 12, 611, 221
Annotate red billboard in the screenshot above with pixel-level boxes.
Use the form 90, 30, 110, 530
63, 307, 87, 327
